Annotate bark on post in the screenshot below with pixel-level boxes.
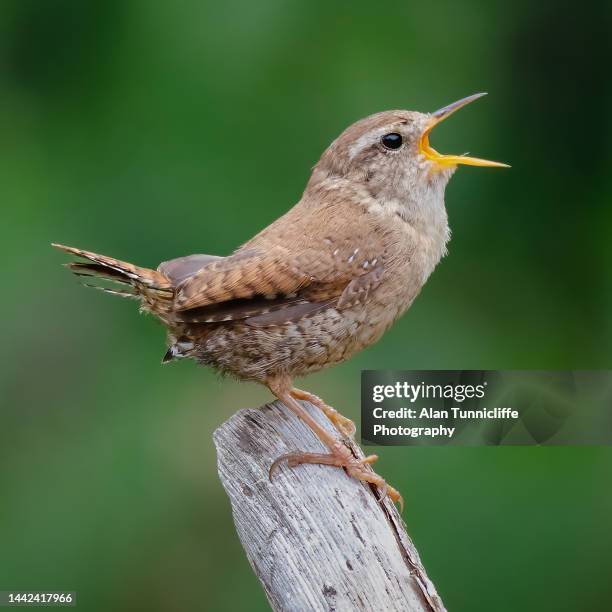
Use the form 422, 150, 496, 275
213, 400, 446, 612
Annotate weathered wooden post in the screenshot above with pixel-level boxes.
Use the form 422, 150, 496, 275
214, 400, 446, 612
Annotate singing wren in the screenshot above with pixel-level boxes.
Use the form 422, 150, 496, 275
53, 93, 508, 508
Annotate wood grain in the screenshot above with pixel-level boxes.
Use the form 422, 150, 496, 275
214, 400, 446, 612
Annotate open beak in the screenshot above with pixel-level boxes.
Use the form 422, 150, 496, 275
419, 92, 510, 169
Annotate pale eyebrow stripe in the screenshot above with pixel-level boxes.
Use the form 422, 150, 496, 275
348, 129, 381, 160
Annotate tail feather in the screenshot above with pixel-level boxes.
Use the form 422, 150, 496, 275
52, 243, 174, 313
67, 262, 133, 285
81, 282, 139, 299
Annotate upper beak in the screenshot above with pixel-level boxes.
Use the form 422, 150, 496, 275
419, 92, 510, 169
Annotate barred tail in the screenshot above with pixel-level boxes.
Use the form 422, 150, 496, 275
52, 243, 174, 314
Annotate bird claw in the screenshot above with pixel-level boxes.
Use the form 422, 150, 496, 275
269, 451, 338, 482
268, 452, 298, 482
376, 481, 388, 503
360, 454, 379, 465
388, 487, 404, 513
333, 413, 357, 439
269, 448, 404, 512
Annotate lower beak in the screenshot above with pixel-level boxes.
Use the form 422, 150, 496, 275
419, 92, 510, 169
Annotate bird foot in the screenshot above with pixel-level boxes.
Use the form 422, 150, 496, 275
269, 443, 403, 511
290, 389, 356, 438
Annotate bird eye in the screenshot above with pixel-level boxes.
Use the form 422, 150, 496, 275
381, 133, 403, 150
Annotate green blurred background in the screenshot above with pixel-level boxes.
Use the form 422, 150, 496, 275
1, 1, 611, 610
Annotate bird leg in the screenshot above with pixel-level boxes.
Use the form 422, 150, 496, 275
290, 387, 356, 438
267, 378, 403, 510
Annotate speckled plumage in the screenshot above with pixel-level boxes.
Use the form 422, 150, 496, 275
54, 96, 505, 507
56, 110, 453, 384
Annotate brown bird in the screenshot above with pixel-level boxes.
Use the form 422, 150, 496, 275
53, 93, 507, 508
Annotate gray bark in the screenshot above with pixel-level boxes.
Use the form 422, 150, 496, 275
213, 400, 446, 612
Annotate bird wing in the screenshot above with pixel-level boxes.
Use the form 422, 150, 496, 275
172, 224, 384, 325
174, 246, 311, 311
157, 254, 222, 284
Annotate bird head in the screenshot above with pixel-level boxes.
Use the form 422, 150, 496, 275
310, 93, 508, 217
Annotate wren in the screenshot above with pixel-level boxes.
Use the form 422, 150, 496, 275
54, 93, 508, 508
